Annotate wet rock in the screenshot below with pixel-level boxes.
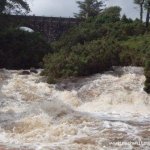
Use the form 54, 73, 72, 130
20, 71, 30, 75
30, 68, 38, 74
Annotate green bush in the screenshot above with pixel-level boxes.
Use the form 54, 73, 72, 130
0, 28, 51, 69
52, 13, 146, 53
119, 48, 145, 66
95, 6, 121, 24
42, 7, 150, 94
43, 39, 130, 83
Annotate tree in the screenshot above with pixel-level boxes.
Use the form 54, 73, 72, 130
74, 0, 104, 19
95, 6, 121, 24
134, 0, 145, 22
134, 0, 150, 27
0, 0, 30, 15
145, 0, 150, 27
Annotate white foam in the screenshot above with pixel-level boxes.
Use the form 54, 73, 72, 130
0, 67, 150, 149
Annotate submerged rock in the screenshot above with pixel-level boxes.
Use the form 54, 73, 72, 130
30, 68, 38, 74
20, 71, 30, 75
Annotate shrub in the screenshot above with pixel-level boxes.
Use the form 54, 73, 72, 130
0, 28, 51, 69
95, 6, 121, 24
43, 39, 127, 83
42, 7, 150, 95
119, 48, 145, 66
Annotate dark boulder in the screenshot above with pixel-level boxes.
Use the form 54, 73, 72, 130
30, 68, 38, 74
20, 70, 30, 75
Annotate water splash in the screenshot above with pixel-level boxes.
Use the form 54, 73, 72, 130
0, 67, 150, 150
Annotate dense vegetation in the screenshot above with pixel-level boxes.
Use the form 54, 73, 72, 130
0, 27, 51, 69
0, 1, 52, 69
42, 7, 149, 82
43, 39, 123, 83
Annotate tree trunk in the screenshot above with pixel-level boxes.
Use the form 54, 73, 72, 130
146, 3, 150, 27
140, 4, 143, 22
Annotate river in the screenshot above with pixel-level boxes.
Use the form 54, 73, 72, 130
0, 67, 149, 150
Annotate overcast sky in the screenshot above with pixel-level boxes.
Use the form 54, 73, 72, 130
27, 0, 143, 19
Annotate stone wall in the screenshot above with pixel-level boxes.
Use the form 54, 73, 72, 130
0, 15, 81, 42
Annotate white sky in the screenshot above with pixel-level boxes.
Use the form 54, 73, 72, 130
27, 0, 144, 19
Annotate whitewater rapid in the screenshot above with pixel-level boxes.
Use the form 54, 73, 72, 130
0, 67, 149, 150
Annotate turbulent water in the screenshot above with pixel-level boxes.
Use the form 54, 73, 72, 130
0, 67, 150, 150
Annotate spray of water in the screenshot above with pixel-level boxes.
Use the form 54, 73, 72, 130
0, 67, 149, 150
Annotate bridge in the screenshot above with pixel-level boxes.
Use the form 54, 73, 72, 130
0, 15, 81, 42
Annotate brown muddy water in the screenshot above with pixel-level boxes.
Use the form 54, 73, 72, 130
0, 67, 149, 150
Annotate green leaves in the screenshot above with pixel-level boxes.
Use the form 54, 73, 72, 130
42, 7, 149, 94
75, 0, 103, 19
0, 29, 51, 69
94, 6, 122, 25
0, 0, 30, 15
43, 39, 123, 83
